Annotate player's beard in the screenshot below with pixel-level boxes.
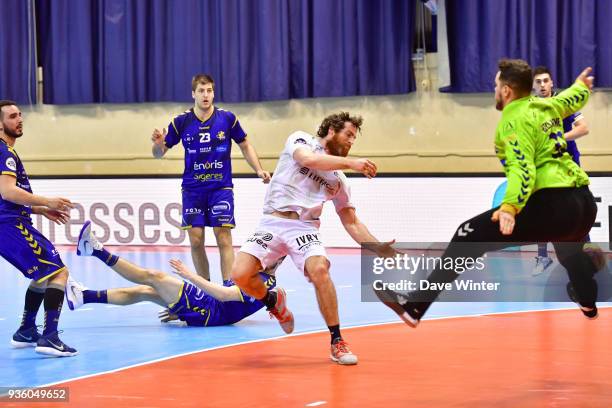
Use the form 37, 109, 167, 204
326, 134, 350, 157
495, 97, 503, 111
2, 124, 22, 138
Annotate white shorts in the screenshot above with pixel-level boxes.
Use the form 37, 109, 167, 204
239, 215, 327, 273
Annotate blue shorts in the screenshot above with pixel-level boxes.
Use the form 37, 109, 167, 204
168, 281, 221, 327
0, 219, 66, 283
181, 188, 235, 229
168, 274, 273, 327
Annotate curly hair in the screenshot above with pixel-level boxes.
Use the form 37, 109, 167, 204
498, 59, 532, 96
316, 112, 363, 138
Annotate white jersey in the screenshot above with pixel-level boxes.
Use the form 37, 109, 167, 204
262, 131, 354, 224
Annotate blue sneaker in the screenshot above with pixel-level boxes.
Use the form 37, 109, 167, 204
35, 331, 78, 357
11, 326, 41, 348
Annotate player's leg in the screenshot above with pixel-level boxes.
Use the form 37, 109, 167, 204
375, 207, 522, 327
76, 221, 187, 306
233, 218, 293, 333
303, 256, 338, 330
183, 189, 210, 280
282, 223, 357, 364
214, 227, 234, 282
188, 227, 210, 280
66, 279, 165, 310
11, 280, 46, 348
553, 241, 598, 318
232, 251, 266, 298
1, 220, 77, 356
302, 255, 357, 365
35, 267, 78, 357
533, 243, 553, 275
109, 259, 183, 304
377, 187, 598, 327
1, 222, 48, 348
552, 186, 599, 318
209, 188, 236, 282
108, 286, 166, 306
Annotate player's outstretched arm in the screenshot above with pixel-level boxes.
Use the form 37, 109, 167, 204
576, 66, 594, 91
31, 206, 71, 224
0, 174, 74, 212
151, 128, 169, 158
293, 148, 377, 178
238, 139, 271, 183
549, 67, 593, 119
564, 117, 589, 141
338, 207, 397, 257
169, 258, 243, 301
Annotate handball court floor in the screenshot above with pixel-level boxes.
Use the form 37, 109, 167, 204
1, 246, 611, 407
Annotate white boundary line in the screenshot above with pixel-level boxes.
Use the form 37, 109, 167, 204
38, 304, 611, 388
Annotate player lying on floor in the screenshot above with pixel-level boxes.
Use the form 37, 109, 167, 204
66, 221, 281, 327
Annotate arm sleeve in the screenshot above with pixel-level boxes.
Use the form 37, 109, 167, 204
229, 113, 247, 144
286, 131, 313, 156
164, 116, 182, 148
571, 112, 584, 124
549, 81, 590, 119
0, 149, 18, 177
499, 117, 537, 213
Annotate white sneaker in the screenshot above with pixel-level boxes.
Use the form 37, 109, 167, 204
76, 221, 102, 256
65, 277, 87, 310
532, 256, 553, 276
330, 339, 358, 365
267, 288, 294, 334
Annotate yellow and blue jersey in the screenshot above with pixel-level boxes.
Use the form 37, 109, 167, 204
0, 139, 66, 282
164, 107, 247, 192
168, 272, 276, 327
0, 139, 33, 222
563, 113, 582, 165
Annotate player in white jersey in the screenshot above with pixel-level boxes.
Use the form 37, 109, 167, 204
231, 112, 396, 365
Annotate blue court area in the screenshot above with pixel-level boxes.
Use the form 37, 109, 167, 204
1, 248, 609, 387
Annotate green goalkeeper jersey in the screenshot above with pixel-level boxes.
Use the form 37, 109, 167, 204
495, 80, 591, 213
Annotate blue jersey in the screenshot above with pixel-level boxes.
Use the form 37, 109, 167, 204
169, 272, 276, 327
563, 112, 582, 165
164, 107, 247, 191
0, 139, 32, 223
216, 273, 277, 326
551, 90, 582, 166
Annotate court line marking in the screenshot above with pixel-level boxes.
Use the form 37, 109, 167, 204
39, 304, 611, 388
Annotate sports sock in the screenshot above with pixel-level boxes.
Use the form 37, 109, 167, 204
262, 290, 278, 310
43, 287, 64, 335
92, 247, 119, 266
19, 287, 45, 329
83, 290, 108, 304
329, 325, 342, 344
